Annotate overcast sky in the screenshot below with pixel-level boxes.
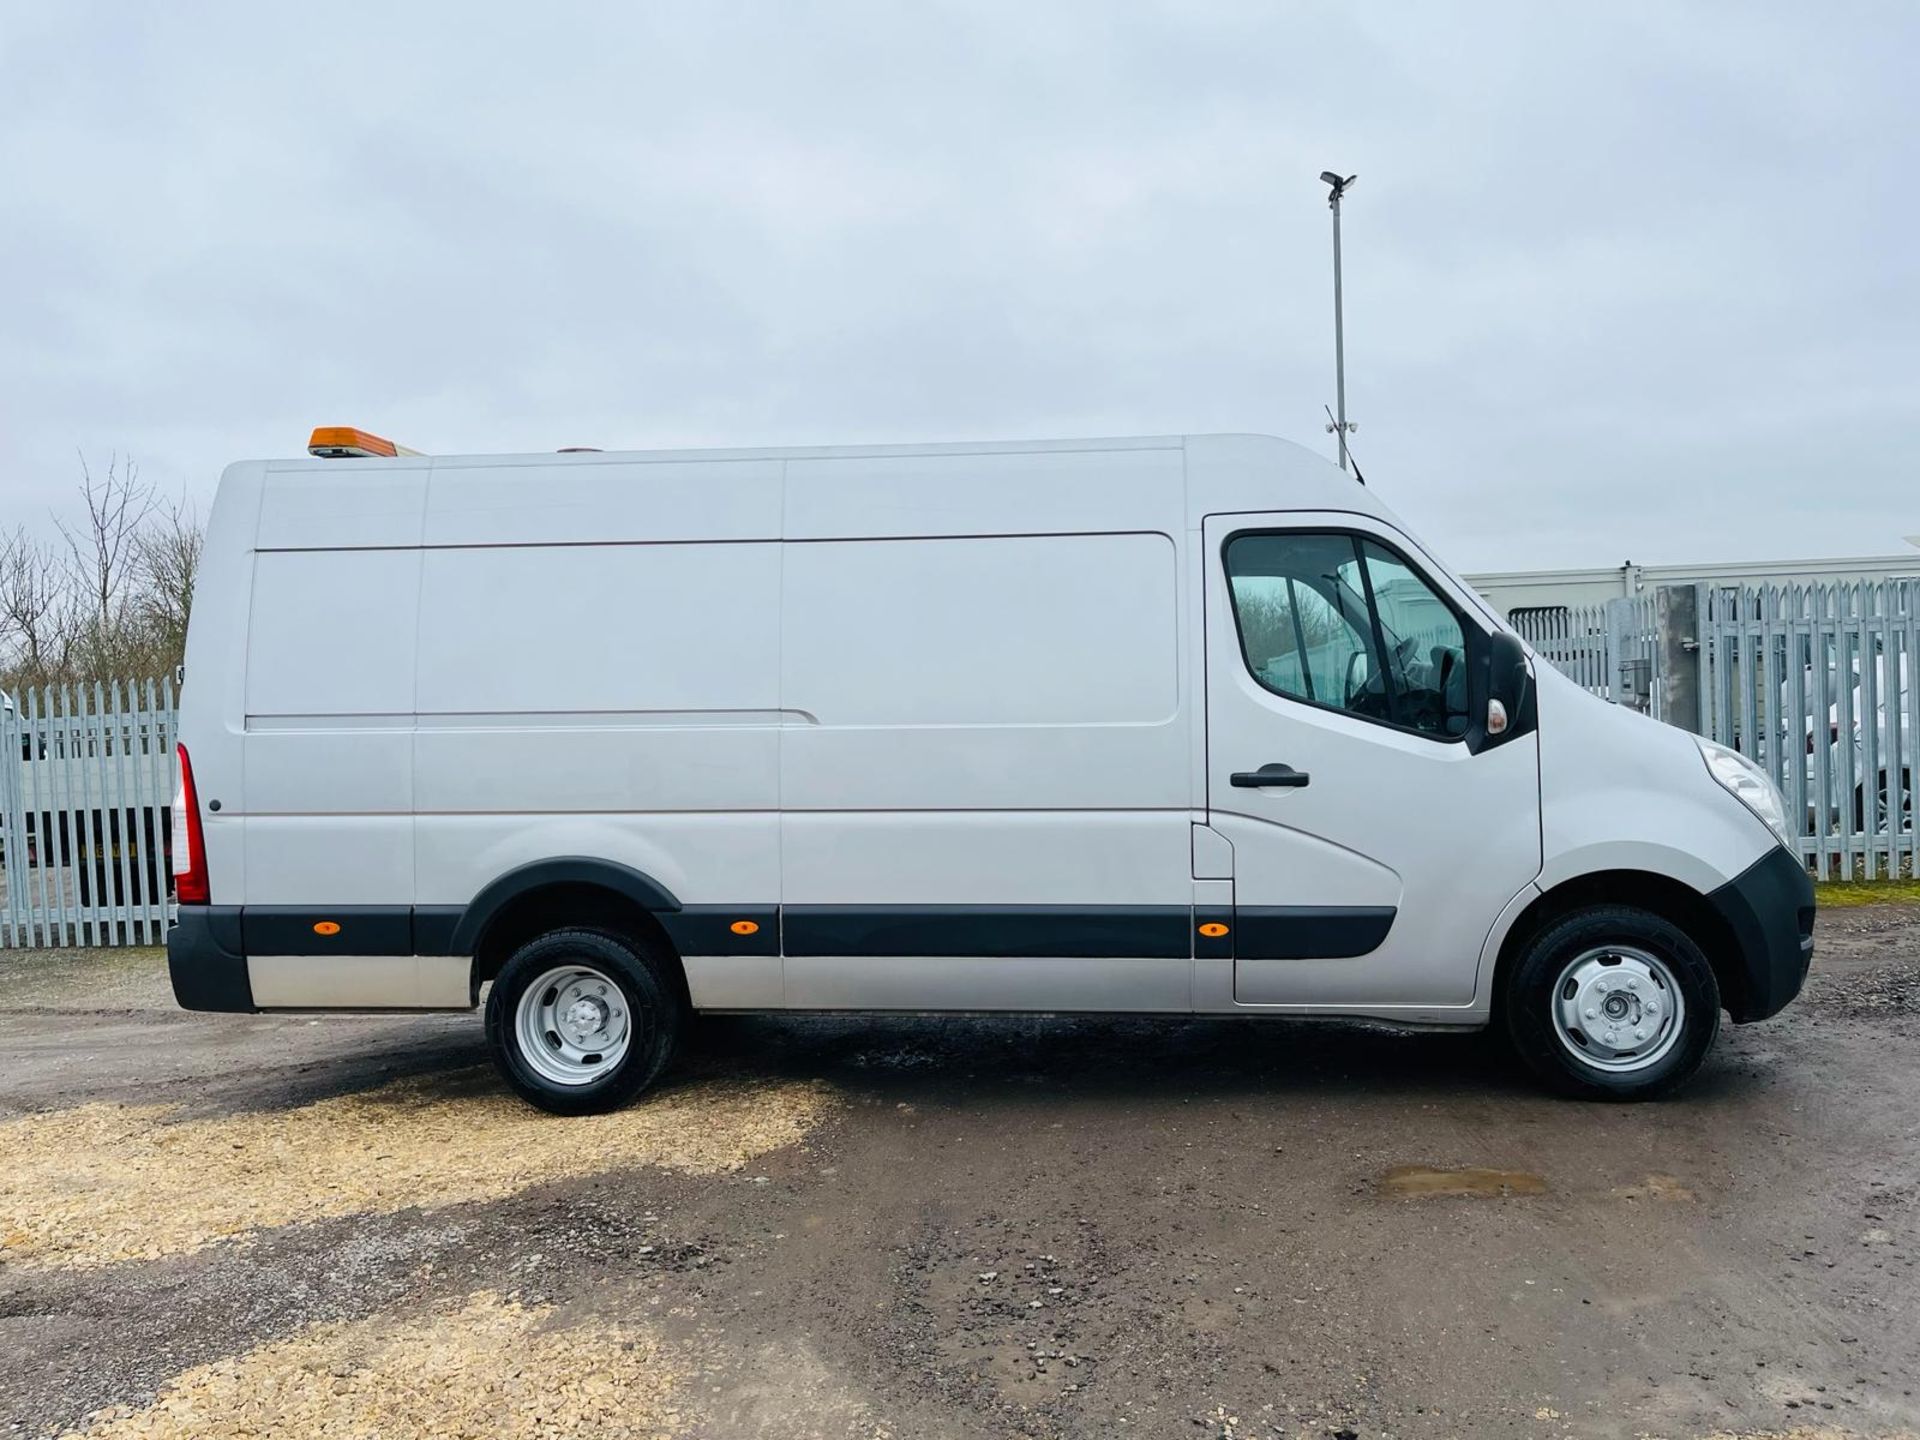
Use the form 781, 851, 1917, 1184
2, 1, 1914, 573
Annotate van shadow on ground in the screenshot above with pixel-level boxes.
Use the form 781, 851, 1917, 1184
687, 1010, 1582, 1105
257, 1006, 1784, 1114
131, 996, 1788, 1119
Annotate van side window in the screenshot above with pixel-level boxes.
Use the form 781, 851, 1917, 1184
1224, 532, 1471, 739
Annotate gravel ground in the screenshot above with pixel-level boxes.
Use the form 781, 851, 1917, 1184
1, 911, 1917, 1440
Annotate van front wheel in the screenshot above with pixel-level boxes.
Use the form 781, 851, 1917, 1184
1503, 905, 1720, 1100
484, 929, 680, 1115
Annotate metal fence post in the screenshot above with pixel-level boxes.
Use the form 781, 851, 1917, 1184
1655, 584, 1703, 733
1604, 597, 1648, 712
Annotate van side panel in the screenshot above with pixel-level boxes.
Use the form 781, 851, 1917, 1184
421, 456, 782, 547
777, 514, 1193, 1009
779, 531, 1184, 811
413, 541, 780, 721
242, 547, 420, 904
256, 458, 429, 551
410, 540, 782, 915
783, 445, 1179, 540
413, 463, 786, 1007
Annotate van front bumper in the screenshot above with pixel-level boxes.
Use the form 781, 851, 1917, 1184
167, 905, 257, 1012
1706, 847, 1815, 1023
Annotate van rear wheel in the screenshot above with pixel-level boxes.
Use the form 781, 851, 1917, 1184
1503, 905, 1720, 1100
484, 929, 680, 1115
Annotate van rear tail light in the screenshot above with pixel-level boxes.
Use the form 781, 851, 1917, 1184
172, 743, 210, 904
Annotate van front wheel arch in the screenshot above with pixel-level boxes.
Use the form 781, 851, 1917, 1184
1502, 904, 1721, 1101
484, 928, 682, 1114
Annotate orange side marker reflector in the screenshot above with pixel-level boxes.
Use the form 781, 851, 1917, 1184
313, 921, 341, 936
730, 920, 760, 935
1198, 922, 1229, 938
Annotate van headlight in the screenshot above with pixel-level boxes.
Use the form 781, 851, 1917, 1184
1693, 736, 1793, 851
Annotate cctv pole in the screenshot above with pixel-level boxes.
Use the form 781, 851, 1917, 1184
1320, 171, 1357, 471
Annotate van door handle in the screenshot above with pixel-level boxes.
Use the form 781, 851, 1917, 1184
1230, 763, 1310, 789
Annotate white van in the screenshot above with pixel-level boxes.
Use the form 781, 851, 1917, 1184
167, 430, 1813, 1112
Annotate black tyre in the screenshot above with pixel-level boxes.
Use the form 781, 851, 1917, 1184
484, 928, 681, 1115
1502, 905, 1720, 1100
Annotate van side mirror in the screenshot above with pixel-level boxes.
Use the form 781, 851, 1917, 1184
1472, 630, 1534, 752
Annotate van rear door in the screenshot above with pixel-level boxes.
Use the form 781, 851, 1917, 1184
1201, 512, 1541, 1010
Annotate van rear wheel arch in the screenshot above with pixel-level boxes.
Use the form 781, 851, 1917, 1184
453, 857, 682, 956
466, 878, 689, 1014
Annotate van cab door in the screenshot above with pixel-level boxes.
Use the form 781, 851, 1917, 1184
1201, 513, 1541, 1010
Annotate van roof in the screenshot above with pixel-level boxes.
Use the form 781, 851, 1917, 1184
240, 428, 1413, 556
265, 431, 1382, 511
280, 430, 1297, 467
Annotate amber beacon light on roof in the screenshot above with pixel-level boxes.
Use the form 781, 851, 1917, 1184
307, 426, 425, 459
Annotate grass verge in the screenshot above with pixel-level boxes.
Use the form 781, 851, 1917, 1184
1814, 877, 1920, 907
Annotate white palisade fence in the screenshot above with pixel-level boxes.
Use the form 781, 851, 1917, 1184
1520, 581, 1918, 880
1512, 596, 1660, 712
0, 680, 178, 947
1701, 581, 1917, 881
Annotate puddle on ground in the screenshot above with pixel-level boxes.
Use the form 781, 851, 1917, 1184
56, 1291, 680, 1439
1379, 1164, 1547, 1198
0, 1070, 835, 1270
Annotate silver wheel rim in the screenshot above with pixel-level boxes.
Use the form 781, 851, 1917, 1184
1549, 945, 1686, 1075
513, 964, 632, 1087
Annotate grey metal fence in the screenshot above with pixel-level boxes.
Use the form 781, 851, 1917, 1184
1521, 581, 1918, 880
0, 680, 178, 947
1700, 581, 1917, 881
1512, 596, 1661, 715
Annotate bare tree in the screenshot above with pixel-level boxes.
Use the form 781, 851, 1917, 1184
134, 497, 202, 665
58, 452, 156, 637
0, 454, 203, 693
0, 527, 71, 687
